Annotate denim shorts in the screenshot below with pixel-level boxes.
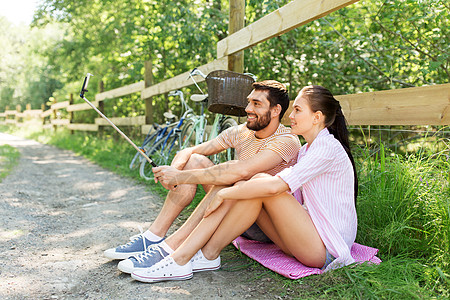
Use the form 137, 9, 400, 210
321, 249, 336, 270
241, 223, 272, 243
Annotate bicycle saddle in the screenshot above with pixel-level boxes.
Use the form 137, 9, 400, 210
163, 112, 177, 120
190, 94, 208, 102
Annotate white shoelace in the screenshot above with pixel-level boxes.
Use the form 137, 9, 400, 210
119, 225, 147, 251
134, 244, 165, 264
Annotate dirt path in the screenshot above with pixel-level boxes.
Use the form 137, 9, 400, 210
0, 133, 280, 299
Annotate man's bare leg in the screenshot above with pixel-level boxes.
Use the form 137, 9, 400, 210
104, 154, 214, 261
148, 154, 214, 238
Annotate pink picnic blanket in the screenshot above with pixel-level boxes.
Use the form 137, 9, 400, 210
232, 236, 381, 279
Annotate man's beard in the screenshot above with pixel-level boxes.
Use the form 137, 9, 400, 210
247, 109, 271, 131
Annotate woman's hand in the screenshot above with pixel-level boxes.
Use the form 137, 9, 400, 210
152, 166, 180, 190
204, 190, 226, 218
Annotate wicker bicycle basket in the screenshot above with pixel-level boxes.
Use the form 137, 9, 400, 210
205, 70, 255, 116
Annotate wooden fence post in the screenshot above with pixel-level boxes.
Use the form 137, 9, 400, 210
98, 80, 105, 134
26, 103, 31, 122
16, 105, 21, 125
51, 97, 57, 130
69, 93, 74, 134
144, 60, 154, 125
41, 104, 45, 125
228, 0, 245, 73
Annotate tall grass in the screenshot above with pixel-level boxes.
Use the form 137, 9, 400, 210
2, 125, 449, 298
0, 144, 20, 182
354, 141, 449, 296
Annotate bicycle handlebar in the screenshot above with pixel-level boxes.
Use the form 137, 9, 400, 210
168, 90, 193, 117
189, 68, 207, 79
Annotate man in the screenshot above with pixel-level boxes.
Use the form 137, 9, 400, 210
104, 80, 300, 274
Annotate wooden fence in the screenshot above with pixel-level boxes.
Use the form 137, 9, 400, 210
1, 0, 449, 132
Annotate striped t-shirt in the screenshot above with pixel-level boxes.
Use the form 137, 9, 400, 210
277, 128, 357, 270
215, 123, 300, 175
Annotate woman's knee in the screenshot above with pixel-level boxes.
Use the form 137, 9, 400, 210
250, 173, 272, 180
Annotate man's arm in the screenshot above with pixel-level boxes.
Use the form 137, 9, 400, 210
155, 148, 285, 188
170, 139, 227, 170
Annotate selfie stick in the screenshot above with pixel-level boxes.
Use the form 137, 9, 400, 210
79, 73, 157, 167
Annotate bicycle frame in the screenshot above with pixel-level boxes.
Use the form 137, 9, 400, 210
159, 91, 194, 154
181, 101, 207, 149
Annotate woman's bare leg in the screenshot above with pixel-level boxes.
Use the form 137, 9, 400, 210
164, 185, 227, 250
259, 194, 326, 268
200, 198, 264, 260
202, 193, 326, 268
170, 199, 239, 264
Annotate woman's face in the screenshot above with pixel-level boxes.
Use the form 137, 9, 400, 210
289, 91, 317, 136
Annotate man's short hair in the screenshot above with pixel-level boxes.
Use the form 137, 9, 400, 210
252, 80, 289, 120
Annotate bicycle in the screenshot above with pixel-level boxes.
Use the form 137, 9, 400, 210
139, 90, 193, 180
180, 68, 238, 164
129, 113, 178, 170
129, 123, 163, 170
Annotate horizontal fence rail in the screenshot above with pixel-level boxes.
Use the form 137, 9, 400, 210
281, 83, 450, 126
2, 83, 449, 130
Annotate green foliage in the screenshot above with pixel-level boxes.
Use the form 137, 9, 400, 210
1, 0, 448, 115
0, 17, 66, 110
0, 144, 20, 182
245, 0, 449, 98
295, 257, 440, 299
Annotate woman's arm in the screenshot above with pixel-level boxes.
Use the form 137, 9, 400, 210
204, 174, 290, 217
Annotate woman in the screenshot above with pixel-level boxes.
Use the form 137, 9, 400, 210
131, 85, 358, 282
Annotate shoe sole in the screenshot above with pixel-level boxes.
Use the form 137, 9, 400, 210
193, 265, 221, 273
131, 272, 193, 283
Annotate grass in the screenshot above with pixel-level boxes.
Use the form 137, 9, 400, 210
0, 144, 20, 182
2, 124, 449, 298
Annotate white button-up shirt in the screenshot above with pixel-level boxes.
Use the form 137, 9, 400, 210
277, 128, 357, 270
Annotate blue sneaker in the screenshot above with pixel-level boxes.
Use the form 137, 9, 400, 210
118, 243, 169, 273
104, 234, 163, 260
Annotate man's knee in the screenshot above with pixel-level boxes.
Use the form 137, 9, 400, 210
184, 153, 214, 170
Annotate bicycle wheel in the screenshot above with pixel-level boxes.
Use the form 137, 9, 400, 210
130, 128, 160, 169
180, 118, 200, 149
215, 117, 238, 163
129, 147, 145, 170
160, 130, 181, 165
